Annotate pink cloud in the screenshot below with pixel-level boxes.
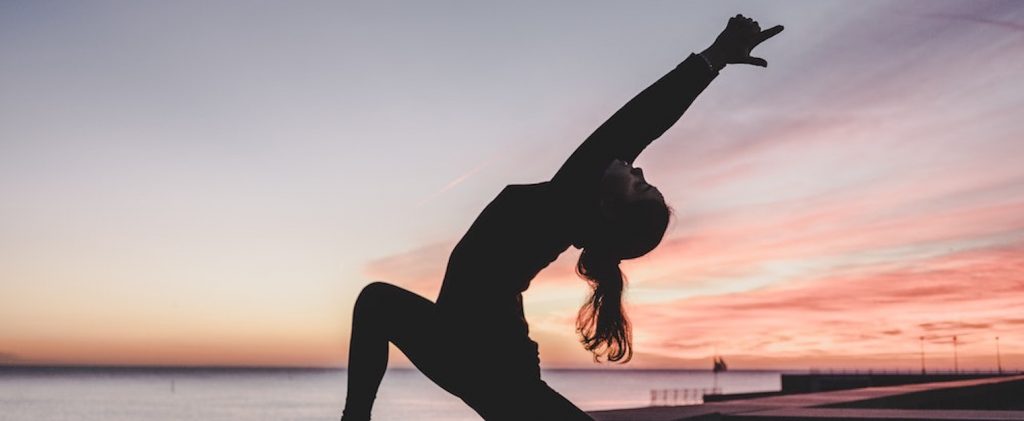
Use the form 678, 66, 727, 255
628, 242, 1024, 368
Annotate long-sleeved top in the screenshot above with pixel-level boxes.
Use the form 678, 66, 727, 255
435, 53, 719, 359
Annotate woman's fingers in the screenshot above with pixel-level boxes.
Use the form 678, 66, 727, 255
755, 25, 785, 46
741, 25, 782, 67
736, 56, 768, 67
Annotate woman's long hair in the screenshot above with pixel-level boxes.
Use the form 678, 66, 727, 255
576, 199, 670, 363
576, 247, 631, 362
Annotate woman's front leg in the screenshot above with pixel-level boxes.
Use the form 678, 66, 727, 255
341, 282, 464, 420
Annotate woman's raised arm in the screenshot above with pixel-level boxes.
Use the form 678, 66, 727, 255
549, 52, 719, 190
550, 15, 783, 192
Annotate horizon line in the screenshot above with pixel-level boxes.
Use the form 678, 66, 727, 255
0, 363, 795, 372
1, 363, 1018, 374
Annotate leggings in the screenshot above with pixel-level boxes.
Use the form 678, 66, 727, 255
341, 282, 593, 421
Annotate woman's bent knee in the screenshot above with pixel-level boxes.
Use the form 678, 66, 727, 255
354, 281, 398, 314
358, 281, 396, 300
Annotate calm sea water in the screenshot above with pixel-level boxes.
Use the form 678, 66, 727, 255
0, 367, 780, 420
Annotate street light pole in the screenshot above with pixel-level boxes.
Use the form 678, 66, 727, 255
953, 335, 959, 374
996, 336, 1002, 375
919, 336, 926, 375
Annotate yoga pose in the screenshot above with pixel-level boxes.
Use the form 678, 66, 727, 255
342, 15, 782, 421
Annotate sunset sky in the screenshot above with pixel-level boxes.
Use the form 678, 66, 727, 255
2, 0, 1023, 370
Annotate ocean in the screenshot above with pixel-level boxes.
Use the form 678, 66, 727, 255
0, 367, 780, 420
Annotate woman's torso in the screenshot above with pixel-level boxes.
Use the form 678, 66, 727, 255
435, 182, 577, 344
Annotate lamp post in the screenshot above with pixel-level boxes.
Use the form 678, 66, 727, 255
996, 336, 1002, 375
953, 335, 959, 374
919, 336, 926, 375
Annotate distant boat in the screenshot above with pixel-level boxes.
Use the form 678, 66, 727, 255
713, 356, 728, 373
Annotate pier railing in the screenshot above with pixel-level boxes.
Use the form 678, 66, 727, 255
649, 387, 722, 406
648, 370, 1022, 407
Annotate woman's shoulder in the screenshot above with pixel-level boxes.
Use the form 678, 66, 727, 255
504, 181, 550, 190
501, 181, 588, 220
503, 181, 569, 203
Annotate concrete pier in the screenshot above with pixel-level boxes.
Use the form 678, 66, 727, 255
780, 372, 1012, 394
590, 374, 1024, 420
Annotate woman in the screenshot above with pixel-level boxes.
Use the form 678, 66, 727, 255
342, 15, 783, 421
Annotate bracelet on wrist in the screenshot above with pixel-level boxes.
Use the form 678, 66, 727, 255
697, 52, 725, 73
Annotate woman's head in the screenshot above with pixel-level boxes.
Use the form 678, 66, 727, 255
597, 159, 671, 259
601, 159, 664, 207
575, 159, 671, 363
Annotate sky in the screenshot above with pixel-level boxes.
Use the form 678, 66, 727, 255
1, 0, 1023, 370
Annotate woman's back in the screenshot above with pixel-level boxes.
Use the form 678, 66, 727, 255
435, 182, 580, 334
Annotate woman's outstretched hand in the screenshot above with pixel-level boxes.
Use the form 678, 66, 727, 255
701, 14, 784, 69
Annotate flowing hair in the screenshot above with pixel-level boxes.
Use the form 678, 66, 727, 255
576, 199, 670, 363
576, 247, 632, 363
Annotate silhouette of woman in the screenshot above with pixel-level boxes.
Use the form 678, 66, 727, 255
341, 15, 782, 421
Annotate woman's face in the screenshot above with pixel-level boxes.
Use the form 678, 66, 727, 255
600, 159, 664, 210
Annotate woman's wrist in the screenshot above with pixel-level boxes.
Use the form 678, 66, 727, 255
698, 46, 727, 72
